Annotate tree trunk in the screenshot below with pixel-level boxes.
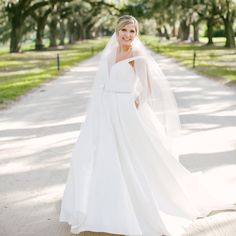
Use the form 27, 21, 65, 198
67, 19, 75, 44
75, 24, 81, 41
157, 28, 163, 37
164, 26, 170, 40
85, 22, 95, 39
10, 16, 23, 53
35, 18, 46, 50
223, 17, 235, 48
59, 20, 66, 45
81, 26, 86, 40
49, 17, 57, 47
171, 23, 176, 37
206, 18, 214, 45
193, 21, 199, 42
179, 20, 190, 41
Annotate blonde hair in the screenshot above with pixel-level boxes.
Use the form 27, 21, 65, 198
115, 15, 139, 35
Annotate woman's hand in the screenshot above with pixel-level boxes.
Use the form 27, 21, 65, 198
135, 97, 140, 109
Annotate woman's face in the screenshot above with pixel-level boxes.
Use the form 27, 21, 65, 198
117, 23, 137, 47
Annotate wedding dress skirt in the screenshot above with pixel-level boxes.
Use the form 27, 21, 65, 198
60, 57, 235, 236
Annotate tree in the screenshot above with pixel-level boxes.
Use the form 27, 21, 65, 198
64, 0, 118, 42
215, 0, 236, 48
31, 6, 52, 50
47, 0, 73, 47
194, 0, 235, 47
195, 1, 221, 45
0, 2, 10, 44
5, 0, 49, 52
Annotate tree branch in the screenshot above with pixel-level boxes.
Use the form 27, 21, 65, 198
23, 1, 49, 19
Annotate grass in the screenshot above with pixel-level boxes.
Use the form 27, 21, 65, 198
0, 37, 108, 107
141, 35, 236, 83
1, 35, 235, 108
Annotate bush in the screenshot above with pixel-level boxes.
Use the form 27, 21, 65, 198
204, 26, 225, 37
213, 28, 225, 37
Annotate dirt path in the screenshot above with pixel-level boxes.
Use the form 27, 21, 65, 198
0, 52, 236, 236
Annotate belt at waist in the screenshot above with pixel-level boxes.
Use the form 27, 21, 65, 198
103, 88, 133, 94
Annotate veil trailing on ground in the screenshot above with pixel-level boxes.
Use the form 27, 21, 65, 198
88, 32, 181, 158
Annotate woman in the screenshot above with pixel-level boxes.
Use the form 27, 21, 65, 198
60, 15, 236, 236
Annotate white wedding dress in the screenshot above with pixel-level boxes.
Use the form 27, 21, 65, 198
60, 56, 235, 236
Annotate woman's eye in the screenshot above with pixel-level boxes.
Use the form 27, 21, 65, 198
121, 29, 127, 31
130, 30, 135, 33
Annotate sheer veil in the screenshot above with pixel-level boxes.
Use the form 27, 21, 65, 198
87, 32, 181, 158
61, 32, 236, 235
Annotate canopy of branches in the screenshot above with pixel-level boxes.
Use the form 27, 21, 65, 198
0, 0, 235, 52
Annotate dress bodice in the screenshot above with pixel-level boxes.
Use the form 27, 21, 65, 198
104, 57, 138, 93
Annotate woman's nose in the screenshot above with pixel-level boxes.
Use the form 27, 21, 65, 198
124, 31, 130, 37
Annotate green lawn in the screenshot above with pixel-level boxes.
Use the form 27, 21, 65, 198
141, 35, 236, 83
0, 38, 108, 108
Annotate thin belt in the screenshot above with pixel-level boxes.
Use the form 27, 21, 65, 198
103, 88, 133, 94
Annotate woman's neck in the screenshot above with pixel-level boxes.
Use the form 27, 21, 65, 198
118, 44, 132, 53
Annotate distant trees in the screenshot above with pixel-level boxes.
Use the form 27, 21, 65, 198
0, 0, 235, 52
30, 4, 52, 50
193, 0, 235, 47
0, 0, 119, 53
216, 0, 236, 47
4, 0, 49, 52
125, 0, 236, 48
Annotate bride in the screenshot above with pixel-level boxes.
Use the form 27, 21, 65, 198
59, 15, 236, 236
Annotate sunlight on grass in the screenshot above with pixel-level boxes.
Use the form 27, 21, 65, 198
0, 37, 108, 106
142, 35, 236, 82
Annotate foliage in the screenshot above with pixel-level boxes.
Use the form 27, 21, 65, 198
1, 0, 236, 51
0, 0, 119, 52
